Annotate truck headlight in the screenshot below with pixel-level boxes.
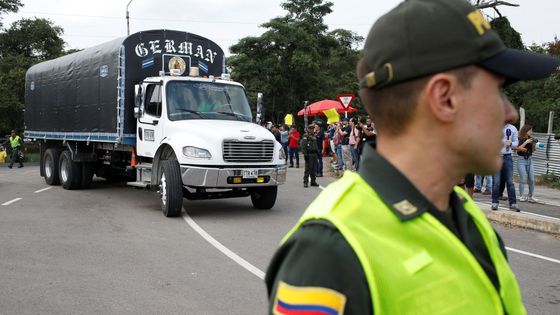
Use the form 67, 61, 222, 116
279, 147, 286, 160
183, 146, 212, 159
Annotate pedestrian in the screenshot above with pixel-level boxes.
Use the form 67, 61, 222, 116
332, 122, 343, 170
265, 0, 558, 313
339, 118, 352, 170
6, 130, 24, 169
491, 121, 520, 212
288, 125, 300, 168
279, 125, 289, 163
271, 124, 281, 143
516, 124, 538, 203
314, 124, 324, 177
474, 174, 492, 195
328, 123, 337, 165
349, 118, 362, 170
301, 124, 319, 188
0, 145, 7, 164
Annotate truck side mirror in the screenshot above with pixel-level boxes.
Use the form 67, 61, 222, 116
134, 84, 143, 118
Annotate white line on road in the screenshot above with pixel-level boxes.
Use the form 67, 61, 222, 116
34, 187, 53, 193
506, 247, 560, 264
474, 201, 560, 221
2, 198, 22, 206
182, 212, 265, 280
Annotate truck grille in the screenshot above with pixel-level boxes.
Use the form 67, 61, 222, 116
223, 140, 274, 163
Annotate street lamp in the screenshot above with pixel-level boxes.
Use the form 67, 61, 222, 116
126, 0, 134, 35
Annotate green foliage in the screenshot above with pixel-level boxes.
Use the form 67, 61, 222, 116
0, 18, 65, 59
536, 172, 560, 190
0, 15, 66, 132
491, 17, 560, 133
0, 0, 21, 12
228, 0, 363, 124
490, 17, 523, 49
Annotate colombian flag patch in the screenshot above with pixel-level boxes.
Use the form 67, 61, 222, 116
273, 281, 347, 315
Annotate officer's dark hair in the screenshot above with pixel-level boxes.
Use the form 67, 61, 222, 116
356, 56, 476, 136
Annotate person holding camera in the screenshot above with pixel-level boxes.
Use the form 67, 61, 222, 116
517, 124, 538, 203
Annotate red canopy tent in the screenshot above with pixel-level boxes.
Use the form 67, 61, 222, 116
297, 99, 357, 116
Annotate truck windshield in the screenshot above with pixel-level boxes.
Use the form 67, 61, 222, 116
166, 81, 253, 122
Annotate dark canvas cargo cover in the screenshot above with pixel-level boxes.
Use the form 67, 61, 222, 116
25, 30, 225, 145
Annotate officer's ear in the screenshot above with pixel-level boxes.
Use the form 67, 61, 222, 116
421, 72, 460, 124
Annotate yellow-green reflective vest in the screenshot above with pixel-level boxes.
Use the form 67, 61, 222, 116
282, 172, 526, 315
9, 135, 21, 149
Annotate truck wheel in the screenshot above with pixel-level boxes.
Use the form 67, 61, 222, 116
250, 186, 278, 210
59, 150, 82, 190
81, 162, 94, 189
44, 149, 61, 185
160, 160, 183, 217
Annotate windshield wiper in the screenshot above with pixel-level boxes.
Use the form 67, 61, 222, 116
215, 111, 251, 122
175, 108, 206, 118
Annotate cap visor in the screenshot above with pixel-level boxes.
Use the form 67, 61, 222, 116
479, 48, 559, 82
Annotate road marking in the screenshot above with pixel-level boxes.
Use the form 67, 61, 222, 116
475, 201, 560, 221
506, 247, 560, 264
183, 212, 265, 280
34, 187, 53, 193
2, 198, 22, 206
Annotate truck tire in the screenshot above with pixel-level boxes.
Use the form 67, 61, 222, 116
250, 186, 278, 210
59, 150, 82, 190
160, 160, 183, 217
44, 149, 61, 185
81, 162, 94, 189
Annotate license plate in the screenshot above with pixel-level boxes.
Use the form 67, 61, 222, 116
243, 169, 258, 179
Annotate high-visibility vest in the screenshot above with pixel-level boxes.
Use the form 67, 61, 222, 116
282, 172, 526, 315
9, 135, 21, 149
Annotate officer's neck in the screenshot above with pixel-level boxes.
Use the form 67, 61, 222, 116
376, 136, 463, 212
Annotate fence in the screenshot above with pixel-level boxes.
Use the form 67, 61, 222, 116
513, 132, 560, 178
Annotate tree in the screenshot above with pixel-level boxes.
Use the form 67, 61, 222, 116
229, 0, 362, 124
0, 16, 65, 132
0, 0, 22, 27
0, 18, 65, 60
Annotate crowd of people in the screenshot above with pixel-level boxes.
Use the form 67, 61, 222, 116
269, 114, 377, 187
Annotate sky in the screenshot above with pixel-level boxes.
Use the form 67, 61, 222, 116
1, 0, 558, 55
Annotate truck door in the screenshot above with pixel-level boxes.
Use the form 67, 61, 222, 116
137, 83, 164, 158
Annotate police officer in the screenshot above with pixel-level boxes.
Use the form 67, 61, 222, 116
301, 124, 319, 188
7, 130, 24, 169
265, 0, 559, 314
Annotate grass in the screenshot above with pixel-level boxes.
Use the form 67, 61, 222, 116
535, 173, 560, 190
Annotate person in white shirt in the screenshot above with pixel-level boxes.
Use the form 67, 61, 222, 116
491, 121, 520, 211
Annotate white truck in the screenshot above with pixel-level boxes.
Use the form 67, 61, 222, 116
24, 30, 287, 217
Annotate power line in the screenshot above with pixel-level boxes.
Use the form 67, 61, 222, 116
16, 11, 372, 27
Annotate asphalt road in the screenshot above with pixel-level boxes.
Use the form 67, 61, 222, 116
1, 165, 559, 314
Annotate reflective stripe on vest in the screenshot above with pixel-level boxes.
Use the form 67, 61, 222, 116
10, 135, 21, 149
282, 172, 526, 315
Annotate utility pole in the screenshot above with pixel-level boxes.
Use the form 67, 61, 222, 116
126, 0, 134, 35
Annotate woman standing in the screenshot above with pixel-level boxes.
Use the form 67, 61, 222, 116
517, 124, 538, 203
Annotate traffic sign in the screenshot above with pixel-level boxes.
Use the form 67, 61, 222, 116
336, 94, 355, 109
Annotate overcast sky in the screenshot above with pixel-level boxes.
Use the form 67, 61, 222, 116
1, 0, 558, 55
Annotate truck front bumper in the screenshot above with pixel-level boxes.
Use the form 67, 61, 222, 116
180, 164, 287, 188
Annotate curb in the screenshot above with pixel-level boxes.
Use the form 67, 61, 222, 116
479, 206, 560, 235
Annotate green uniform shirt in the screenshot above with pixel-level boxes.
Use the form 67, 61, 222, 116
266, 144, 507, 314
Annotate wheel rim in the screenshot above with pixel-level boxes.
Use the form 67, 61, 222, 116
45, 155, 52, 179
60, 157, 69, 183
160, 173, 167, 206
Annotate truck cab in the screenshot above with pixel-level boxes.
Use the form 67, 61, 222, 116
133, 74, 287, 216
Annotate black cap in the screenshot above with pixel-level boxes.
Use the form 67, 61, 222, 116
360, 0, 560, 90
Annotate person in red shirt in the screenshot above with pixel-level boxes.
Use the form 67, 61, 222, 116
288, 125, 301, 168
